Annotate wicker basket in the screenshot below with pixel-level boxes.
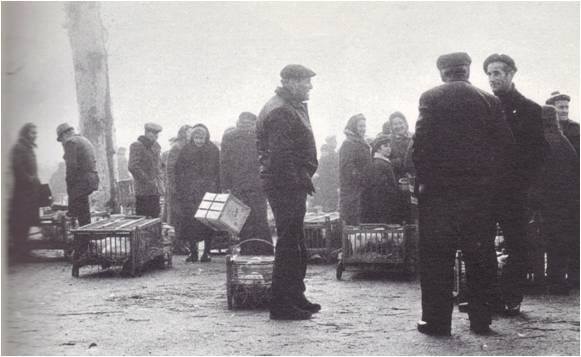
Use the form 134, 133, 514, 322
226, 239, 275, 309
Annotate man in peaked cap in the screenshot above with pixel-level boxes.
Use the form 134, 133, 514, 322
413, 52, 514, 335
257, 64, 319, 320
57, 123, 99, 227
484, 53, 545, 315
546, 91, 579, 156
129, 122, 163, 218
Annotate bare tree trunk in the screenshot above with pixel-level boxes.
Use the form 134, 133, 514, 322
65, 2, 119, 213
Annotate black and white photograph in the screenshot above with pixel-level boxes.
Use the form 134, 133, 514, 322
1, 1, 579, 355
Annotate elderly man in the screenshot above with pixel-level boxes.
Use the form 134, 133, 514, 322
129, 123, 163, 218
484, 53, 545, 315
257, 64, 319, 320
546, 91, 579, 156
57, 123, 99, 227
413, 53, 514, 335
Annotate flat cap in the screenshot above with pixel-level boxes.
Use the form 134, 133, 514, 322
546, 91, 571, 105
483, 53, 517, 73
280, 64, 316, 79
436, 52, 472, 70
372, 134, 392, 152
144, 122, 162, 133
56, 122, 74, 142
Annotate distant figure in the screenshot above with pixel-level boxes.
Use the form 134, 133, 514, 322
160, 137, 177, 222
546, 91, 579, 156
339, 113, 371, 226
257, 64, 319, 320
387, 111, 412, 181
57, 123, 99, 226
116, 147, 131, 181
174, 124, 220, 263
484, 53, 545, 315
312, 136, 339, 212
49, 162, 67, 205
129, 123, 163, 218
9, 123, 41, 259
166, 125, 192, 230
361, 135, 398, 224
414, 52, 514, 336
221, 112, 272, 255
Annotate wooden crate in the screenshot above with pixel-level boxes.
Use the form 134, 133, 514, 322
195, 193, 250, 235
71, 215, 170, 277
303, 212, 342, 263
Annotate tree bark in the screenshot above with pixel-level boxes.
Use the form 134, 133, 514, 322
65, 2, 119, 213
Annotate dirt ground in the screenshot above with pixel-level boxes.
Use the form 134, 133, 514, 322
1, 252, 579, 356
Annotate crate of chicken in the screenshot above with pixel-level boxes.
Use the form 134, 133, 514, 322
303, 211, 342, 263
194, 193, 251, 235
70, 215, 171, 277
226, 239, 275, 309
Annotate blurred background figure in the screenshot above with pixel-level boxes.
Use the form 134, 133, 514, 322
220, 112, 272, 255
387, 111, 413, 223
116, 147, 131, 181
312, 135, 339, 213
160, 136, 177, 222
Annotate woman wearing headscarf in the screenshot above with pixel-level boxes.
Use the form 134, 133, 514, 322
174, 124, 220, 262
339, 114, 372, 225
529, 106, 578, 294
361, 135, 398, 224
9, 123, 41, 259
388, 111, 413, 223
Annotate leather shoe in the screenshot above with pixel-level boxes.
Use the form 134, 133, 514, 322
295, 294, 321, 313
270, 304, 312, 320
416, 320, 451, 336
503, 302, 521, 316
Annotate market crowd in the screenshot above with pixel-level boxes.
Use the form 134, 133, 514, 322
8, 53, 579, 331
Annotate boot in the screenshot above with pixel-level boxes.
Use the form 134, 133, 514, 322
295, 293, 321, 313
416, 320, 451, 336
270, 303, 312, 320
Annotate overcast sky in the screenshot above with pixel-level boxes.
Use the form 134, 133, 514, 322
2, 1, 579, 181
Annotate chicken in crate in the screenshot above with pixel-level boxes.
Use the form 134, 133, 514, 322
70, 215, 172, 277
226, 239, 275, 309
303, 212, 342, 263
336, 224, 418, 280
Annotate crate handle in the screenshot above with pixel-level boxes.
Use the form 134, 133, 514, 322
232, 238, 275, 249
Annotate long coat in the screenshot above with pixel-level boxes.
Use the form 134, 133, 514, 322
63, 134, 99, 200
174, 124, 220, 242
339, 122, 372, 225
413, 80, 515, 193
166, 141, 187, 227
10, 135, 41, 227
256, 86, 318, 194
128, 135, 162, 197
361, 155, 398, 224
221, 123, 272, 253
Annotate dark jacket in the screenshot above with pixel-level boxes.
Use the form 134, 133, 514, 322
174, 124, 220, 242
339, 117, 372, 225
10, 128, 41, 225
362, 154, 398, 224
559, 118, 580, 157
413, 79, 515, 193
390, 133, 412, 181
257, 87, 318, 194
129, 135, 162, 196
495, 85, 545, 189
220, 122, 262, 193
63, 134, 99, 200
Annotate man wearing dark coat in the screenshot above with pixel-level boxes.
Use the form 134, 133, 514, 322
484, 53, 546, 315
220, 112, 273, 255
546, 91, 580, 156
9, 123, 41, 259
57, 123, 99, 227
129, 123, 163, 218
257, 64, 319, 320
413, 52, 515, 335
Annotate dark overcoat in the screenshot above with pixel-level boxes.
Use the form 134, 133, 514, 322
339, 118, 372, 225
559, 118, 580, 156
63, 134, 99, 200
174, 124, 220, 242
128, 135, 162, 197
10, 134, 41, 226
256, 87, 318, 194
361, 155, 398, 224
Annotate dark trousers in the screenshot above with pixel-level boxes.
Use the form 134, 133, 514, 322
494, 190, 528, 305
69, 194, 91, 226
267, 189, 308, 306
135, 195, 160, 218
419, 190, 497, 327
236, 190, 273, 255
543, 208, 577, 289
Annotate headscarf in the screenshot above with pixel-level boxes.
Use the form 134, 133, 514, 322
344, 114, 367, 144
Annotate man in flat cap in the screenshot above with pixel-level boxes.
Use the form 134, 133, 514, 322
413, 52, 514, 335
257, 64, 319, 320
129, 123, 164, 218
57, 123, 99, 227
546, 91, 579, 156
484, 53, 545, 315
